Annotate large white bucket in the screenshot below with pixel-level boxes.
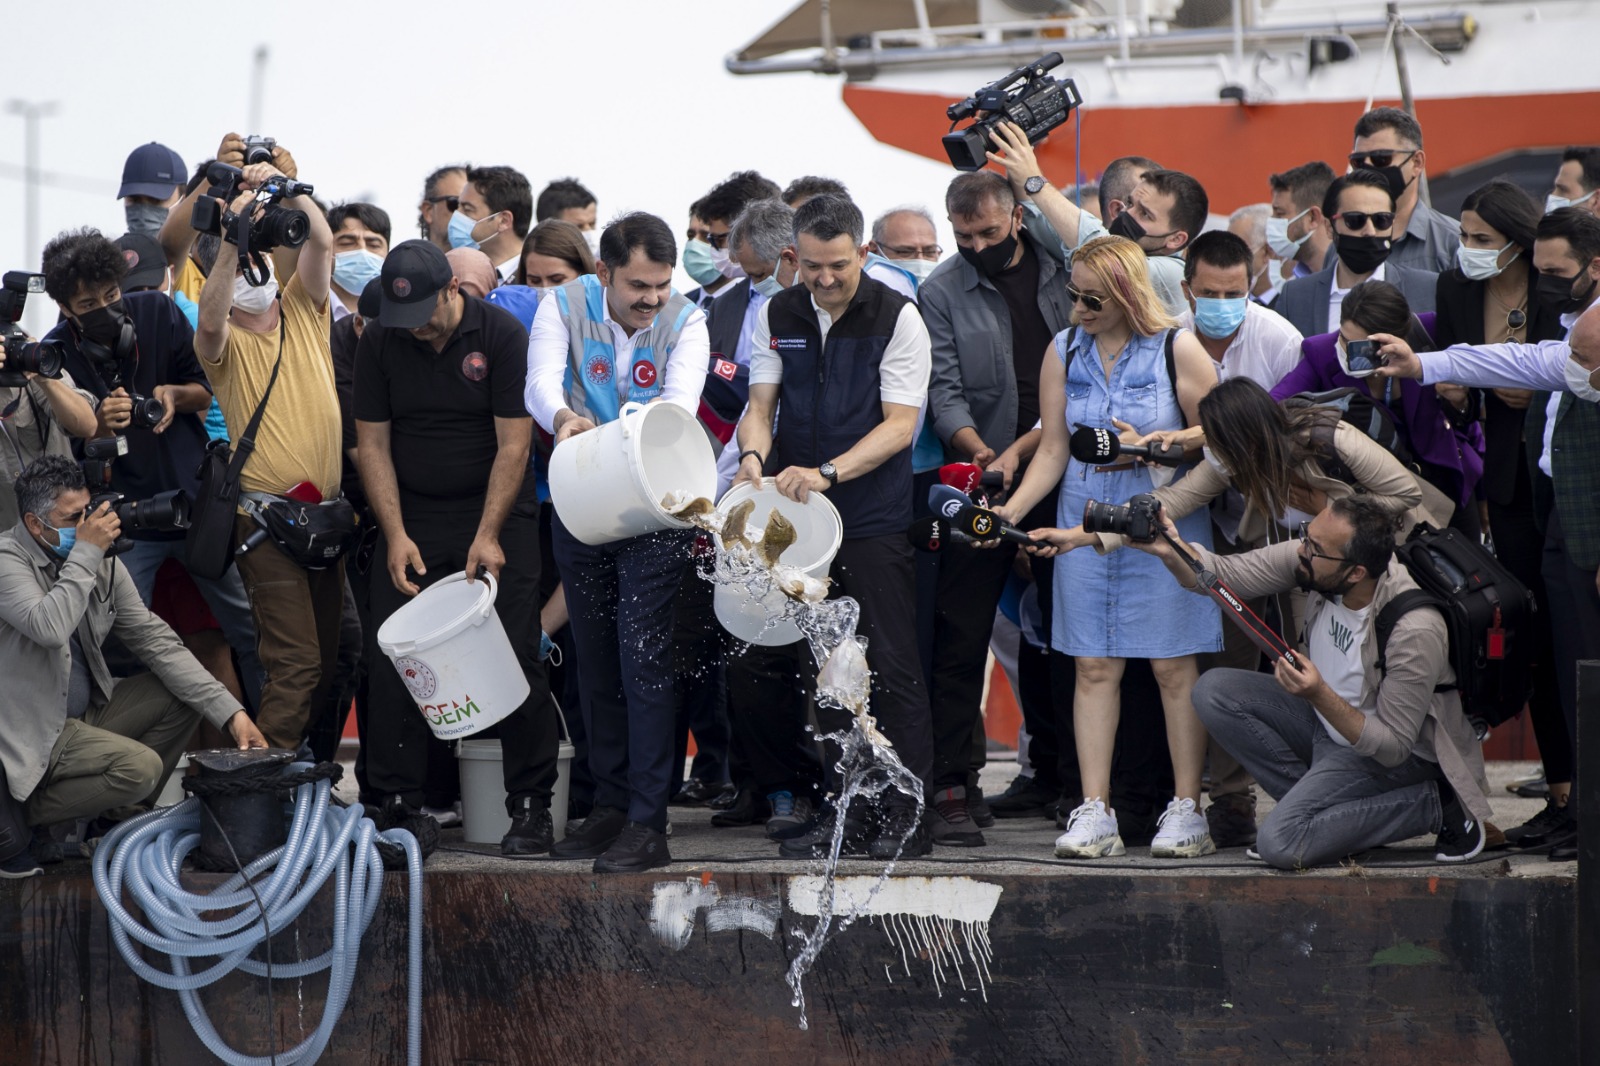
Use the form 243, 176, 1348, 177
547, 401, 718, 546
376, 572, 530, 741
458, 715, 574, 845
712, 478, 843, 646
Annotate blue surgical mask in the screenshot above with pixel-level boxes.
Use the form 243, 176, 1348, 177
40, 519, 75, 559
753, 274, 784, 298
332, 250, 384, 297
682, 239, 722, 288
1192, 296, 1249, 339
448, 210, 493, 251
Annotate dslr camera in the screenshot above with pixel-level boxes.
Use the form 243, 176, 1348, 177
1082, 493, 1164, 544
79, 436, 191, 555
242, 134, 277, 166
80, 329, 166, 431
943, 52, 1083, 172
0, 272, 67, 388
191, 162, 316, 258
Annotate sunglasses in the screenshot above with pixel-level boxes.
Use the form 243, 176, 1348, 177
425, 195, 460, 212
1335, 211, 1396, 232
1297, 521, 1351, 565
707, 231, 731, 250
1348, 149, 1417, 171
1066, 284, 1105, 312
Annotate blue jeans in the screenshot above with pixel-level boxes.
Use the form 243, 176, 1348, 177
1192, 669, 1444, 869
119, 538, 265, 713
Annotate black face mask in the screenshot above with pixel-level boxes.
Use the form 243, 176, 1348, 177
958, 222, 1019, 278
1536, 271, 1598, 315
76, 301, 128, 346
1335, 234, 1392, 276
1108, 210, 1147, 244
1375, 165, 1412, 203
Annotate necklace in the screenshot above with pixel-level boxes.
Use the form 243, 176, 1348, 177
1485, 279, 1528, 340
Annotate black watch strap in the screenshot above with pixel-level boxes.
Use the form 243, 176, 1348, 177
738, 449, 765, 467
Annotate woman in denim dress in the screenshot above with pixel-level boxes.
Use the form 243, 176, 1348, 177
998, 236, 1222, 860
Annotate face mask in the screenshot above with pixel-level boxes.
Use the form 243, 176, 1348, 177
1374, 165, 1412, 203
1546, 190, 1596, 215
1564, 356, 1600, 403
894, 257, 939, 283
1108, 210, 1148, 244
233, 272, 279, 314
753, 274, 785, 298
710, 243, 745, 282
1335, 234, 1392, 276
332, 250, 385, 297
1192, 296, 1248, 339
1266, 209, 1311, 258
448, 210, 494, 251
584, 230, 601, 257
958, 220, 1018, 278
1537, 272, 1598, 315
1456, 242, 1518, 282
76, 301, 129, 347
124, 201, 168, 238
682, 239, 722, 287
39, 519, 75, 559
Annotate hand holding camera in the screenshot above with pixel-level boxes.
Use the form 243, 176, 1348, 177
1367, 332, 1421, 381
78, 501, 123, 553
985, 121, 1047, 199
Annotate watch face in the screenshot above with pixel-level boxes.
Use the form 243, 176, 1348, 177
1025, 176, 1045, 193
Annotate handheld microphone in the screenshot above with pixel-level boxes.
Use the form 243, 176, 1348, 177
906, 515, 972, 553
927, 483, 972, 521
1069, 424, 1184, 467
938, 462, 1005, 494
953, 504, 1032, 546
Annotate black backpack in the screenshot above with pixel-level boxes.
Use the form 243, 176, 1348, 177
1374, 522, 1536, 738
1285, 388, 1421, 484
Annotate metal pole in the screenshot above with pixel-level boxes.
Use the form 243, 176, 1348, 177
1116, 0, 1131, 62
1385, 4, 1431, 208
5, 99, 57, 272
1231, 0, 1245, 80
1579, 660, 1599, 1059
247, 46, 269, 132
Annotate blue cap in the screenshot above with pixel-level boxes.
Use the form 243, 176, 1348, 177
119, 142, 186, 199
483, 285, 543, 332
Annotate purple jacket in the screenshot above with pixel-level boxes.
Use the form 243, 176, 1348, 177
1269, 316, 1484, 508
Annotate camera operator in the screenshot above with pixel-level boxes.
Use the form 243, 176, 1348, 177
1130, 496, 1492, 869
0, 457, 265, 842
39, 228, 266, 712
0, 337, 97, 531
193, 157, 344, 755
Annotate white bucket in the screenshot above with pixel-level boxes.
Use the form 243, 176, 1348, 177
712, 478, 843, 646
376, 572, 530, 741
154, 755, 190, 808
458, 705, 574, 845
547, 401, 718, 546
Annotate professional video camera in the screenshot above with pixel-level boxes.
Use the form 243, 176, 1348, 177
79, 436, 191, 555
0, 272, 67, 389
1082, 493, 1164, 544
942, 52, 1083, 172
191, 161, 316, 284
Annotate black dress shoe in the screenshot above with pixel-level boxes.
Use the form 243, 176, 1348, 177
988, 775, 1059, 819
709, 788, 764, 828
670, 778, 722, 807
30, 826, 63, 866
501, 797, 554, 857
593, 821, 671, 873
1549, 842, 1578, 862
550, 805, 627, 859
707, 783, 740, 810
1505, 797, 1576, 849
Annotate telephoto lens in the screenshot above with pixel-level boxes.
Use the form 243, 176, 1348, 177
117, 488, 192, 532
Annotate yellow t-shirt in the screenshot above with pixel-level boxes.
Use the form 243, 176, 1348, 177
173, 257, 206, 304
204, 272, 341, 499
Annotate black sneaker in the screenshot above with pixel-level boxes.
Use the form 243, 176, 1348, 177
1434, 779, 1485, 863
776, 806, 871, 859
869, 804, 931, 859
30, 826, 63, 865
966, 784, 996, 829
1205, 796, 1258, 849
0, 850, 42, 879
550, 805, 627, 859
928, 787, 985, 847
988, 774, 1058, 819
501, 797, 553, 857
592, 821, 671, 873
1504, 796, 1576, 849
709, 788, 764, 828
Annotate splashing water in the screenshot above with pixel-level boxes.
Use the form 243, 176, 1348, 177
667, 492, 928, 1029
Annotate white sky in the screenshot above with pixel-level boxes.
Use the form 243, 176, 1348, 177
1, 0, 957, 336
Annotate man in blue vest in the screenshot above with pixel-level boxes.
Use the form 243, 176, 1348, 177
526, 212, 709, 872
733, 194, 936, 857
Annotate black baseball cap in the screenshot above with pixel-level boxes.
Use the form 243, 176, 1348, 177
115, 232, 168, 291
357, 277, 383, 320
378, 239, 452, 329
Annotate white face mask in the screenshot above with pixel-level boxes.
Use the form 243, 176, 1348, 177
709, 243, 745, 282
232, 271, 279, 315
1456, 242, 1518, 281
1564, 355, 1600, 403
1547, 190, 1597, 215
583, 230, 601, 257
894, 257, 939, 283
1266, 208, 1311, 258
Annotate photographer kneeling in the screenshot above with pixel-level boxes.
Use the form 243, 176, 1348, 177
0, 457, 265, 844
1130, 494, 1492, 869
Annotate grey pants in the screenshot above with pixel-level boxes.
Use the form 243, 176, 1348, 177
1191, 669, 1444, 869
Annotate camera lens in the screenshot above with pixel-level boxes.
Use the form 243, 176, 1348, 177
257, 207, 311, 250
9, 339, 64, 378
245, 146, 274, 166
130, 394, 166, 429
120, 489, 191, 532
1081, 499, 1131, 536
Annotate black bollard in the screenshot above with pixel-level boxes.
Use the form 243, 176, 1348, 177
188, 748, 298, 870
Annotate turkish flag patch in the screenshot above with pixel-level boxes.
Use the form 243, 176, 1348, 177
633, 360, 658, 388
713, 359, 737, 381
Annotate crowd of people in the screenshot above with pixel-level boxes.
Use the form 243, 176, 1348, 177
1, 108, 1597, 878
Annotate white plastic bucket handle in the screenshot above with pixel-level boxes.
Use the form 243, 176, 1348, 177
381, 570, 497, 657
618, 400, 646, 440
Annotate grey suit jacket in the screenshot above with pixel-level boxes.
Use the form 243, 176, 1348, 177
0, 522, 238, 800
1273, 260, 1439, 339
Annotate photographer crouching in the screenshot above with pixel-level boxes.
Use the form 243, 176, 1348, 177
193, 156, 350, 755
1126, 494, 1492, 869
0, 456, 265, 867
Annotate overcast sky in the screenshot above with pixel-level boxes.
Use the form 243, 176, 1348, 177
2, 0, 958, 335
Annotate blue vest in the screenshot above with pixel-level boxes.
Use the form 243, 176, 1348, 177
554, 275, 695, 424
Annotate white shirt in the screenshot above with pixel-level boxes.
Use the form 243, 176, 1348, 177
1328, 262, 1386, 333
496, 255, 519, 285
748, 295, 931, 409
524, 288, 710, 433
1307, 596, 1377, 747
1179, 301, 1304, 391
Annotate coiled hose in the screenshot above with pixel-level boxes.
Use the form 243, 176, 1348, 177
91, 766, 423, 1066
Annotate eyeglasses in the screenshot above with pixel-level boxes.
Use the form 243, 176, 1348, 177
1348, 149, 1417, 171
1297, 522, 1351, 565
425, 195, 459, 212
707, 231, 731, 250
881, 243, 942, 259
1066, 285, 1105, 312
1334, 211, 1396, 232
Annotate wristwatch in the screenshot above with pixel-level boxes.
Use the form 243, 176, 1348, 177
1024, 175, 1048, 196
819, 461, 838, 486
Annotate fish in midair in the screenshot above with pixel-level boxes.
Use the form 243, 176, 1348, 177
720, 499, 756, 549
756, 509, 797, 568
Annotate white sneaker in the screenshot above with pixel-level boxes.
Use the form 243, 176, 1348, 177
1054, 799, 1125, 858
1150, 797, 1217, 858
422, 802, 462, 829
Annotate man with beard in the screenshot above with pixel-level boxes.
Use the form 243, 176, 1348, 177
1131, 495, 1492, 870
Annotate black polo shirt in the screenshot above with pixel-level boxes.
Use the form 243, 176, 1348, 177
329, 314, 364, 509
353, 293, 535, 514
49, 290, 211, 540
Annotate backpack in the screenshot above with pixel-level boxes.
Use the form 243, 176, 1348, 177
1284, 388, 1419, 485
1374, 522, 1536, 738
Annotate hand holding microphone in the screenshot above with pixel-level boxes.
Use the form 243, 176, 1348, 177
938, 462, 1005, 497
1069, 423, 1184, 467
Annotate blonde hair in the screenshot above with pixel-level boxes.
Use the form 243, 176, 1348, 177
1069, 235, 1179, 337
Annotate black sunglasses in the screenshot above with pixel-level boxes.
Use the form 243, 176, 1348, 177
1066, 284, 1105, 312
425, 195, 459, 212
1335, 211, 1396, 232
1348, 149, 1417, 171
